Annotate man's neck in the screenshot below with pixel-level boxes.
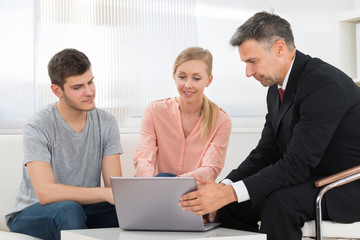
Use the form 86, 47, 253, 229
56, 101, 87, 133
279, 49, 296, 87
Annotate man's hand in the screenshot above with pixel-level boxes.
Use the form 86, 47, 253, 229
202, 211, 217, 223
178, 176, 237, 216
208, 211, 217, 222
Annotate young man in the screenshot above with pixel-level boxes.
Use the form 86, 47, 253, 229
6, 48, 123, 240
179, 12, 360, 240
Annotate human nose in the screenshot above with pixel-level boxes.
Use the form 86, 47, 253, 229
184, 79, 192, 88
84, 84, 95, 96
246, 64, 255, 78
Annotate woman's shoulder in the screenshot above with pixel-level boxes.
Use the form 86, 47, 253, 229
149, 97, 174, 105
146, 97, 176, 109
216, 107, 232, 125
218, 107, 230, 118
144, 97, 177, 114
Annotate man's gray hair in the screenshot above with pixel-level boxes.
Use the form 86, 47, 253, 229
230, 11, 295, 51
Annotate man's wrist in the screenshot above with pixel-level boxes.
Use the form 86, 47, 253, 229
223, 184, 238, 204
220, 179, 233, 186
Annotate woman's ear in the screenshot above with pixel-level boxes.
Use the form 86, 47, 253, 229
206, 75, 213, 87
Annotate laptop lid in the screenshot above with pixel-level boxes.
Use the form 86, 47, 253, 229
110, 177, 220, 231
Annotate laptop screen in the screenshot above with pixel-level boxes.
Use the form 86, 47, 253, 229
110, 177, 218, 231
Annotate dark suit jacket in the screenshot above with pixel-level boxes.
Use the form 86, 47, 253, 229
226, 50, 360, 222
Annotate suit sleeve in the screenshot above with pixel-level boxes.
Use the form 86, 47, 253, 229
244, 72, 348, 206
225, 89, 282, 182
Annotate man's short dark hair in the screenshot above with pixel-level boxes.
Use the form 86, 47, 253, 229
230, 11, 295, 51
48, 48, 91, 90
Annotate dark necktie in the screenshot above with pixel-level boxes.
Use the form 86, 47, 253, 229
279, 88, 284, 101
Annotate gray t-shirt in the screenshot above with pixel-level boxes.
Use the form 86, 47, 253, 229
6, 103, 123, 225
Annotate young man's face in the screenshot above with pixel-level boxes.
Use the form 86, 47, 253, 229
61, 69, 96, 112
238, 39, 283, 87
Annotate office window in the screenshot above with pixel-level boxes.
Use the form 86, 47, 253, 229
0, 0, 197, 129
0, 0, 35, 129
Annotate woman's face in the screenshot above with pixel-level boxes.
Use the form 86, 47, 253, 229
174, 59, 213, 106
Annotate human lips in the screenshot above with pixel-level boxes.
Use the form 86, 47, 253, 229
253, 75, 261, 81
84, 97, 94, 103
255, 76, 267, 84
184, 91, 195, 96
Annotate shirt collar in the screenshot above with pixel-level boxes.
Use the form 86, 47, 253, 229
278, 55, 295, 91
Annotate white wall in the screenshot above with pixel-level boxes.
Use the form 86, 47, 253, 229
354, 0, 360, 77
355, 0, 360, 8
217, 130, 261, 181
1, 0, 358, 179
197, 0, 356, 121
2, 0, 358, 131
357, 23, 360, 79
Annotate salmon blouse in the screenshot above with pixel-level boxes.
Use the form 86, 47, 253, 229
134, 97, 232, 180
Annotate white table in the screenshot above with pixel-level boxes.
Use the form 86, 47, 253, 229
61, 227, 266, 240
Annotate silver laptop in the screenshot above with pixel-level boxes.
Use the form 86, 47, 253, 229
110, 177, 220, 231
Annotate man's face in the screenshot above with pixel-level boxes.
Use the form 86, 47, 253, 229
60, 69, 96, 112
238, 39, 283, 87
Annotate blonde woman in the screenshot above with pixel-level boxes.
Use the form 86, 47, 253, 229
134, 47, 232, 181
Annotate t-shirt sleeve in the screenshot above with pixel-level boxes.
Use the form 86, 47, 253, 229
103, 114, 123, 157
23, 122, 52, 166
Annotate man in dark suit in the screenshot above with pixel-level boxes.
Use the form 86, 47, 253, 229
179, 11, 360, 240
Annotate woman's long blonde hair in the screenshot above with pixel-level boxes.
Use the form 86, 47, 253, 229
173, 47, 219, 140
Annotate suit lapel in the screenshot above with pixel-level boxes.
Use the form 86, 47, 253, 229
269, 86, 280, 132
276, 86, 295, 132
274, 50, 306, 135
